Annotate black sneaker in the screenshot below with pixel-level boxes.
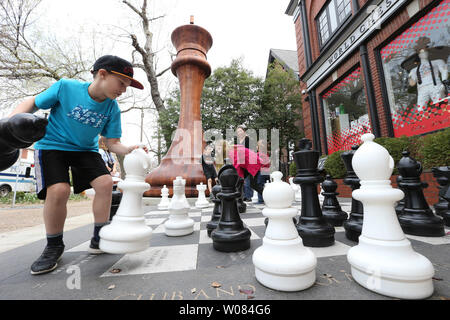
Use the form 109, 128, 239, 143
30, 245, 65, 275
88, 237, 104, 255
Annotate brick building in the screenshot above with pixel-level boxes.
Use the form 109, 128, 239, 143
285, 0, 449, 155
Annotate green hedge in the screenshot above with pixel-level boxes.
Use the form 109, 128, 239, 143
322, 127, 450, 178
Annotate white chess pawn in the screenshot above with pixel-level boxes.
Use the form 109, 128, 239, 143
252, 171, 317, 291
251, 190, 259, 203
165, 177, 194, 236
158, 185, 171, 210
179, 177, 190, 209
347, 133, 434, 299
99, 148, 153, 254
195, 182, 209, 208
289, 177, 302, 202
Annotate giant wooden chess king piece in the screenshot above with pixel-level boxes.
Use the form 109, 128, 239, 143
0, 113, 48, 172
144, 18, 212, 197
347, 134, 434, 299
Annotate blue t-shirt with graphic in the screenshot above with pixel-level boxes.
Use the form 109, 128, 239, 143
34, 79, 122, 152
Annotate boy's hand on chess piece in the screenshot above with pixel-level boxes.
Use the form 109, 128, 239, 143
128, 144, 149, 154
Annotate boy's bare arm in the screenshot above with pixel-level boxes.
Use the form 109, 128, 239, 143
8, 97, 37, 117
105, 137, 148, 156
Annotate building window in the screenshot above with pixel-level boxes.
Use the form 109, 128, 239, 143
322, 67, 371, 153
317, 0, 352, 47
380, 0, 449, 137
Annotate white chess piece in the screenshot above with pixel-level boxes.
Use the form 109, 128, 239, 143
179, 177, 190, 209
165, 177, 194, 236
252, 171, 317, 291
347, 133, 434, 299
158, 185, 171, 210
318, 185, 324, 202
99, 148, 153, 254
289, 177, 302, 202
251, 190, 259, 203
195, 182, 209, 208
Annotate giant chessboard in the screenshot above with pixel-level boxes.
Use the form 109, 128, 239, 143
0, 199, 449, 302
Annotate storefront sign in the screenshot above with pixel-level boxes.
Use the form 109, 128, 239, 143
306, 0, 408, 90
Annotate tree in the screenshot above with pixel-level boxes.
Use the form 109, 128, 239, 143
122, 0, 172, 115
0, 0, 92, 109
159, 58, 264, 152
257, 61, 303, 177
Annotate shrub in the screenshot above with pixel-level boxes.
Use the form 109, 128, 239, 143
324, 150, 346, 179
289, 161, 297, 177
418, 127, 450, 170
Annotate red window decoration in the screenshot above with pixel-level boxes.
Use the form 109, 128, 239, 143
381, 0, 450, 137
322, 67, 372, 154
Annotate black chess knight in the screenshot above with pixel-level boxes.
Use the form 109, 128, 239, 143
211, 164, 251, 252
0, 113, 48, 171
293, 139, 335, 247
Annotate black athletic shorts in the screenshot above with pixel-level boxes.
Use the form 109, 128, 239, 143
34, 150, 110, 200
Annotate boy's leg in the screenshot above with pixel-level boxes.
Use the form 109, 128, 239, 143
43, 182, 71, 235
88, 174, 113, 254
90, 174, 113, 224
31, 184, 71, 275
31, 150, 71, 275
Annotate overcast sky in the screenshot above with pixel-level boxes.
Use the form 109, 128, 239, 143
36, 0, 298, 147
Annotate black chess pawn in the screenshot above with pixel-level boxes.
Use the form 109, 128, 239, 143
0, 113, 48, 171
237, 177, 247, 213
397, 151, 445, 237
432, 166, 450, 227
321, 175, 348, 227
207, 183, 222, 237
109, 185, 123, 221
211, 164, 251, 252
341, 145, 364, 242
395, 175, 406, 215
293, 138, 335, 247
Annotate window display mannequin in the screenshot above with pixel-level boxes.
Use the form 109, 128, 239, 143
408, 37, 448, 111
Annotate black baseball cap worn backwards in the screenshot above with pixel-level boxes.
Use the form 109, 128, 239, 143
92, 55, 144, 90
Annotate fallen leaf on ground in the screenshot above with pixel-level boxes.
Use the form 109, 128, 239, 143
211, 281, 221, 288
239, 289, 254, 295
110, 269, 121, 274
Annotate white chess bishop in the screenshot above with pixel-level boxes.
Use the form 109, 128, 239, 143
164, 176, 194, 236
252, 171, 317, 291
347, 133, 434, 299
157, 185, 171, 210
99, 148, 153, 254
195, 182, 209, 208
289, 177, 302, 202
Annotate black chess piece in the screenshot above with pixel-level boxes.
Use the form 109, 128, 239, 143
395, 175, 406, 215
341, 145, 364, 242
432, 166, 450, 227
321, 175, 348, 227
211, 164, 251, 252
293, 138, 335, 247
237, 177, 247, 213
207, 183, 222, 237
0, 113, 48, 171
109, 185, 123, 221
397, 151, 445, 237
